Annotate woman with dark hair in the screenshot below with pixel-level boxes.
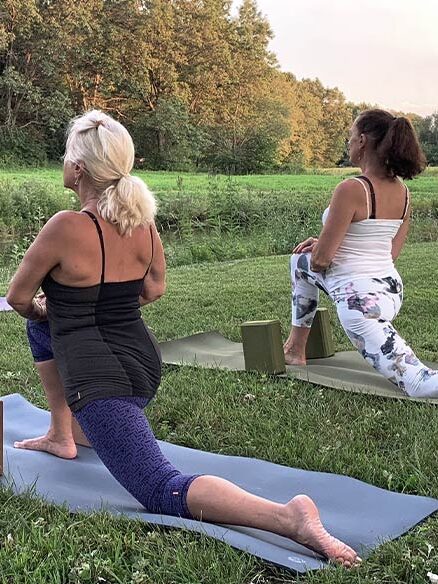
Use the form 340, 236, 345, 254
7, 110, 359, 567
283, 109, 437, 398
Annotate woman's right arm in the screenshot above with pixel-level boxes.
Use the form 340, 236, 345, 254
139, 223, 166, 306
7, 212, 71, 318
392, 210, 410, 261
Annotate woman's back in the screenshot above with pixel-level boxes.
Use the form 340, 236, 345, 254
322, 175, 409, 290
48, 210, 153, 288
42, 209, 161, 413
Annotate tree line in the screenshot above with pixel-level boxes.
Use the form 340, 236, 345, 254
1, 0, 436, 172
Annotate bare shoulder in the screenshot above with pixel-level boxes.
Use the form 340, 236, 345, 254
331, 178, 365, 205
44, 210, 79, 228
39, 210, 87, 241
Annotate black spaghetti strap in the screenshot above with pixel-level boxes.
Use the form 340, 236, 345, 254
401, 185, 409, 219
357, 175, 376, 219
144, 224, 154, 278
82, 210, 106, 284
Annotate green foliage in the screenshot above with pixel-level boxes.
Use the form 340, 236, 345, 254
0, 126, 47, 166
2, 0, 418, 172
3, 171, 438, 268
0, 179, 75, 241
204, 96, 290, 173
416, 113, 438, 165
0, 1, 74, 164
131, 97, 211, 170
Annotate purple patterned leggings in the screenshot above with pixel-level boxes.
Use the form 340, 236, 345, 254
26, 319, 199, 517
73, 396, 199, 518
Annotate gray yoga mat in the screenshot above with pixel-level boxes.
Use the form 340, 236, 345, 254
2, 393, 438, 572
159, 332, 438, 404
0, 297, 12, 312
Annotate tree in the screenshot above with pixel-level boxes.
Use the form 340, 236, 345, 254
0, 0, 74, 162
416, 113, 438, 165
1, 0, 426, 170
130, 96, 210, 169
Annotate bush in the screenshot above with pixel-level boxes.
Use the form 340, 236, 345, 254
0, 127, 48, 167
2, 175, 438, 268
0, 179, 75, 240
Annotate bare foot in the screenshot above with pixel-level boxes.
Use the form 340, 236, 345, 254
284, 350, 306, 366
285, 495, 361, 567
14, 434, 77, 459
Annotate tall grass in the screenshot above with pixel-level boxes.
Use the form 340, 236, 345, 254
2, 173, 438, 267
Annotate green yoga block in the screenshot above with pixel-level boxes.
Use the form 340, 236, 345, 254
241, 320, 286, 375
306, 308, 335, 359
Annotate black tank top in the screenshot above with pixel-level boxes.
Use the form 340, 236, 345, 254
41, 211, 161, 412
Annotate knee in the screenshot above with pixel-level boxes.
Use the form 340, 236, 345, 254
290, 253, 312, 287
26, 320, 53, 362
291, 252, 310, 272
144, 469, 185, 514
26, 319, 49, 338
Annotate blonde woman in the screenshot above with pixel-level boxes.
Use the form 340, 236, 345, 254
7, 111, 359, 567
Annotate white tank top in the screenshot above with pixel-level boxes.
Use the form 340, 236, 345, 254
321, 177, 409, 291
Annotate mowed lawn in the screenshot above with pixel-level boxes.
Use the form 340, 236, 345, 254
0, 242, 437, 583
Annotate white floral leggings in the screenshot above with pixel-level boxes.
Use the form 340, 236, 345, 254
291, 253, 438, 398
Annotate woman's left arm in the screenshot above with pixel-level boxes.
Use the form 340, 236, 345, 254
6, 212, 69, 319
310, 181, 359, 272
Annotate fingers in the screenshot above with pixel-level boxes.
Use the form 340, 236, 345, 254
293, 237, 317, 254
293, 242, 308, 253
293, 242, 316, 254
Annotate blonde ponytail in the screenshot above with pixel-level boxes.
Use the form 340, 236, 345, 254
65, 110, 156, 235
98, 175, 156, 236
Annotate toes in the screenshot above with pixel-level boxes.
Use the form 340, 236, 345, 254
14, 440, 36, 449
334, 547, 360, 568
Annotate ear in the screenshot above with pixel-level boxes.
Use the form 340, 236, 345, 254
359, 133, 367, 148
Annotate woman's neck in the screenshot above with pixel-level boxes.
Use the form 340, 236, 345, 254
78, 189, 100, 211
360, 157, 393, 180
80, 198, 99, 212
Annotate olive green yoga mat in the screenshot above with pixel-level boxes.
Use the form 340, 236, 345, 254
158, 332, 438, 404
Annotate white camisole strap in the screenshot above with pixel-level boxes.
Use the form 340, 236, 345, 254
350, 177, 370, 218
402, 185, 410, 219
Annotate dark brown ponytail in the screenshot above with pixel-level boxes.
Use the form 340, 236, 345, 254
356, 109, 427, 179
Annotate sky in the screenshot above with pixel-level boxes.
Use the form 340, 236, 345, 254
232, 0, 438, 116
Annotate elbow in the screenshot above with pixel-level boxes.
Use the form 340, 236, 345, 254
310, 244, 333, 272
139, 282, 166, 305
5, 292, 31, 316
5, 292, 14, 307
160, 281, 167, 296
310, 262, 329, 273
153, 282, 166, 300
391, 245, 400, 262
5, 290, 21, 309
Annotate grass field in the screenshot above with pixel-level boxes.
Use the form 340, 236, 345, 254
2, 168, 438, 269
0, 170, 438, 583
2, 166, 438, 199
